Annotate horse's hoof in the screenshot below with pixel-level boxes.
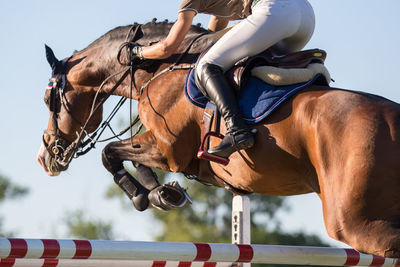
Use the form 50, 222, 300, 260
131, 192, 150, 211
148, 182, 192, 211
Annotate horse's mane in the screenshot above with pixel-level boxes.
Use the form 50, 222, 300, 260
79, 19, 209, 53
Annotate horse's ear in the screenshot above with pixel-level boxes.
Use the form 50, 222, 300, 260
45, 44, 60, 73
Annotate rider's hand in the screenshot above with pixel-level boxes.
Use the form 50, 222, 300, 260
128, 44, 144, 64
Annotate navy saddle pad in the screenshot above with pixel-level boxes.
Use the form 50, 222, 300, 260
184, 68, 328, 124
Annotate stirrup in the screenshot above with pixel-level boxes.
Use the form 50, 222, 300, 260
148, 181, 192, 211
197, 132, 230, 165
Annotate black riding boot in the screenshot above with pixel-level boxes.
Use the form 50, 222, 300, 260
198, 63, 254, 158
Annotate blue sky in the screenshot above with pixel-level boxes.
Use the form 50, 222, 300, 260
0, 0, 399, 246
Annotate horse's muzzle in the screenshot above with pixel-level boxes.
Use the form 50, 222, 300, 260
37, 142, 68, 176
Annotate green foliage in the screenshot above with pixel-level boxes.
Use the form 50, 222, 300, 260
64, 210, 115, 240
0, 174, 28, 203
0, 173, 29, 236
251, 226, 328, 267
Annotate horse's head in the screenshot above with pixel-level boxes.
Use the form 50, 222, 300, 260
37, 22, 211, 176
37, 45, 103, 176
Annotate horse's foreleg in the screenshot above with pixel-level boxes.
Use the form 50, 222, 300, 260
101, 131, 167, 211
102, 130, 169, 173
102, 131, 190, 211
102, 130, 169, 190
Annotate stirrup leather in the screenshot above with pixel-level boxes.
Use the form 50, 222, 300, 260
197, 103, 230, 165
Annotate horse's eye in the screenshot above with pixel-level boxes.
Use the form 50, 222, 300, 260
44, 95, 50, 106
44, 89, 51, 107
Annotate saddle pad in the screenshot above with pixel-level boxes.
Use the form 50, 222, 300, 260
184, 68, 327, 125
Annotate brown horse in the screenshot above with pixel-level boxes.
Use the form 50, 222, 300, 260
37, 21, 400, 258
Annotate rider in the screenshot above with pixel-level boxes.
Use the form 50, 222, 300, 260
131, 0, 315, 159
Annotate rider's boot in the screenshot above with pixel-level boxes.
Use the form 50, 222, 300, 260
198, 63, 254, 159
134, 163, 192, 211
113, 169, 149, 211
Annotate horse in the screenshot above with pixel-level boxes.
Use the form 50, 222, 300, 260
37, 20, 400, 258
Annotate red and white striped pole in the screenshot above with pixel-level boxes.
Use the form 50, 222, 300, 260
1, 238, 399, 266
0, 259, 230, 267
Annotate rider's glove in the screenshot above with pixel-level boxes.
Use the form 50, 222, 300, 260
128, 44, 144, 63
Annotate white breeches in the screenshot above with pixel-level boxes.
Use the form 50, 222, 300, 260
197, 0, 316, 72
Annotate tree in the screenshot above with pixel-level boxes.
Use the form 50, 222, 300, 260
0, 173, 29, 236
64, 210, 115, 240
0, 174, 28, 201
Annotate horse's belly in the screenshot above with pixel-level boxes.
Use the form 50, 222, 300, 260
228, 168, 314, 196
211, 151, 316, 196
209, 118, 317, 195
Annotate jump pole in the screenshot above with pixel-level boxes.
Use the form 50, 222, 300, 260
0, 259, 230, 267
1, 237, 400, 266
2, 196, 400, 266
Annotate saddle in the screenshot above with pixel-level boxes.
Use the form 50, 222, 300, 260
225, 48, 327, 93
196, 48, 327, 166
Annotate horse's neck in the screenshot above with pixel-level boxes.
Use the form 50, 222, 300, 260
68, 23, 213, 99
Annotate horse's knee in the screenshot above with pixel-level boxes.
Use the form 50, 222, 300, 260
329, 217, 400, 258
102, 142, 123, 174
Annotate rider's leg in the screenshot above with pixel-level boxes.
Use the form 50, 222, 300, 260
196, 0, 315, 158
198, 63, 254, 158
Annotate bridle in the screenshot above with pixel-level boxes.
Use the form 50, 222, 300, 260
42, 61, 135, 168
42, 23, 207, 169
41, 25, 146, 168
42, 56, 74, 167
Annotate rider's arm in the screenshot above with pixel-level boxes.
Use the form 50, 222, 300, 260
208, 16, 229, 32
141, 10, 196, 59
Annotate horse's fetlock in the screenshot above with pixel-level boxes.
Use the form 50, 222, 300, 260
102, 143, 123, 173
